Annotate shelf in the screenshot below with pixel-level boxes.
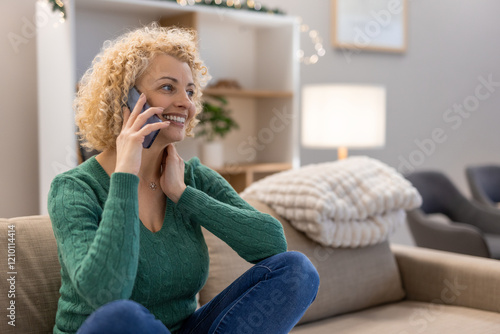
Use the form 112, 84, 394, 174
203, 88, 293, 99
214, 162, 292, 193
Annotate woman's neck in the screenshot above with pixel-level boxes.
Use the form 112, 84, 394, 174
138, 146, 165, 182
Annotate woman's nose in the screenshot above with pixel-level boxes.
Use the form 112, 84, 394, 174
175, 91, 194, 109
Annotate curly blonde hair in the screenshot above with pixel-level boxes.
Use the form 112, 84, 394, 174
75, 23, 209, 151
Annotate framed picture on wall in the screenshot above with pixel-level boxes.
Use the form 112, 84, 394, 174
331, 0, 407, 53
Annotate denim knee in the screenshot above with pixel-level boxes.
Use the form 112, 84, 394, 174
275, 251, 320, 302
103, 299, 146, 313
78, 300, 169, 334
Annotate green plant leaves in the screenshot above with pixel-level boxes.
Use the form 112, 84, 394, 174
197, 96, 239, 142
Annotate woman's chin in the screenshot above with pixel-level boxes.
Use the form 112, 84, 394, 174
156, 130, 185, 146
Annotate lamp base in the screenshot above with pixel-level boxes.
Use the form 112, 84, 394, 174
338, 147, 348, 160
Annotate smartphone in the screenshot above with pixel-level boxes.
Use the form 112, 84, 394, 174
126, 86, 162, 149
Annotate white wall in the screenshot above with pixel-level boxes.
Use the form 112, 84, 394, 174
261, 0, 500, 245
0, 0, 39, 218
37, 1, 77, 215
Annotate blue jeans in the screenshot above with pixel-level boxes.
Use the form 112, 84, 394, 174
77, 251, 319, 334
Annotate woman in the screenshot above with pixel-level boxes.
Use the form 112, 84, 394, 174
48, 24, 319, 334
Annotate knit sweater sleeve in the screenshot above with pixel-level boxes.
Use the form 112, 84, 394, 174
176, 159, 287, 263
48, 172, 140, 309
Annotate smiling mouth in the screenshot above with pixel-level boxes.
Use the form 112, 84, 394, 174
163, 114, 186, 125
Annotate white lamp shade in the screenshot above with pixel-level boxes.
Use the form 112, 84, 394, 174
301, 84, 386, 148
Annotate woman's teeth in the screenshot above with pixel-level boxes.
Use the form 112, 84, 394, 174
163, 114, 186, 124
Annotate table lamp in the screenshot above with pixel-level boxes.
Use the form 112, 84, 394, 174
301, 84, 386, 160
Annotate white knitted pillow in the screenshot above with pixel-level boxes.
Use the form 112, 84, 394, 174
241, 156, 421, 248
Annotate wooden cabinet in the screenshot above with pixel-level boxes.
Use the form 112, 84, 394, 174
37, 0, 300, 209
214, 162, 292, 193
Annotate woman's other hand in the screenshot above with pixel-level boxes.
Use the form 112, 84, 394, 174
115, 93, 170, 175
160, 144, 187, 203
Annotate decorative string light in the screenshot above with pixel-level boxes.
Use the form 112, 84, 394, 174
297, 17, 326, 65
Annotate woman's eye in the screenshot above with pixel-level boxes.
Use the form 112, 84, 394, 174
162, 84, 174, 92
187, 90, 195, 98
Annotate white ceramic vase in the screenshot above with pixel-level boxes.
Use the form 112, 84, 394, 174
200, 141, 224, 168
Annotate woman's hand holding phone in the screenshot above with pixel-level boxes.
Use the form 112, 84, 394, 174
160, 144, 186, 203
115, 93, 170, 176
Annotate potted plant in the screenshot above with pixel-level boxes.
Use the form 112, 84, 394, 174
196, 96, 239, 167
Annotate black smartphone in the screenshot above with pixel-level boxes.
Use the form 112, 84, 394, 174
126, 86, 162, 149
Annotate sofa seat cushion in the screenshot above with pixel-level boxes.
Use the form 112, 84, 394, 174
0, 215, 60, 334
200, 198, 405, 325
290, 300, 500, 333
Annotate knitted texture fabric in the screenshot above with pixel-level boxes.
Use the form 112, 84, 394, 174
241, 156, 422, 248
48, 157, 287, 334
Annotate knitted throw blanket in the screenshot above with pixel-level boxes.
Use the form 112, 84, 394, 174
241, 156, 422, 248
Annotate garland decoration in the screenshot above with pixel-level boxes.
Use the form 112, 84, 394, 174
173, 0, 285, 15
48, 0, 66, 19
46, 0, 283, 17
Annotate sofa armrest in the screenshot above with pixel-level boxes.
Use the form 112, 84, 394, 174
392, 244, 500, 314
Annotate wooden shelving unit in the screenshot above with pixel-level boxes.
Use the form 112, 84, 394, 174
203, 88, 293, 99
214, 162, 292, 193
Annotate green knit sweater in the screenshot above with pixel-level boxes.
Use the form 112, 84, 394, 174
48, 156, 287, 334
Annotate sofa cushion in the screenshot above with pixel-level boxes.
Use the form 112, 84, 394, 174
290, 300, 500, 333
199, 198, 405, 325
0, 216, 60, 334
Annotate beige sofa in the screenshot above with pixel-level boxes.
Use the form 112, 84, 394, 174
1, 198, 500, 334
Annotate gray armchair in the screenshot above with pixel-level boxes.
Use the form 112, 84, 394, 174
405, 171, 500, 259
466, 165, 500, 207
